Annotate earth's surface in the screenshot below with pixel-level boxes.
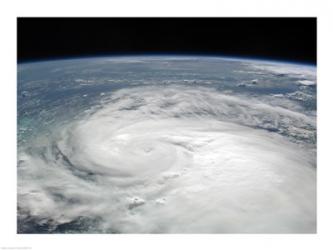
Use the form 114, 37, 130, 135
17, 56, 316, 233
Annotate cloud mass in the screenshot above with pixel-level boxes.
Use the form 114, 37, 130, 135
18, 83, 316, 233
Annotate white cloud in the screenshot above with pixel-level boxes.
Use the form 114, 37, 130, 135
297, 80, 316, 86
17, 86, 316, 233
246, 61, 316, 79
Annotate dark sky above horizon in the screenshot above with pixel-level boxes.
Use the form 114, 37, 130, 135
17, 18, 316, 64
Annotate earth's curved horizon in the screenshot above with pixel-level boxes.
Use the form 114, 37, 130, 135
17, 55, 316, 233
18, 54, 317, 67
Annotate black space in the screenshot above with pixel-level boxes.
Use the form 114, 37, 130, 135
17, 18, 316, 64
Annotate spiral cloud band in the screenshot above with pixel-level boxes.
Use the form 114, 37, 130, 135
18, 83, 316, 233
